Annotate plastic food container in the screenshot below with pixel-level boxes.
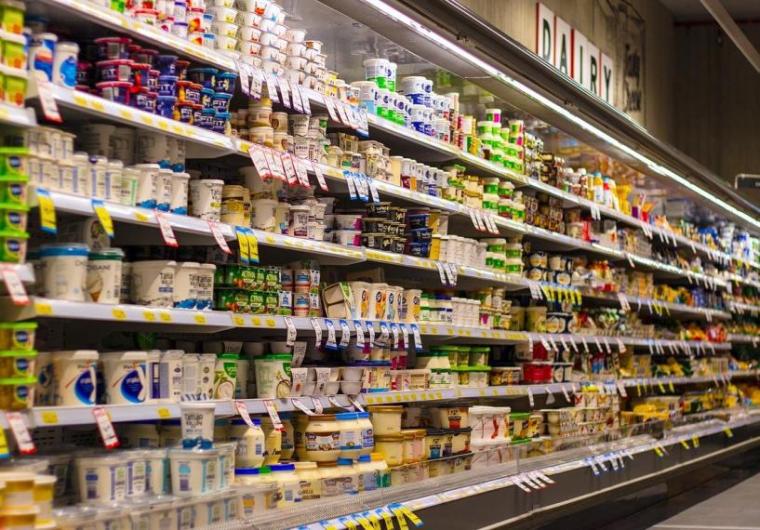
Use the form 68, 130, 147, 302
0, 322, 36, 351
76, 455, 128, 502
39, 244, 89, 302
520, 361, 553, 384
367, 405, 402, 435
169, 448, 219, 496
374, 434, 403, 466
100, 350, 147, 404
130, 260, 176, 307
254, 354, 291, 398
96, 81, 132, 105
489, 366, 521, 386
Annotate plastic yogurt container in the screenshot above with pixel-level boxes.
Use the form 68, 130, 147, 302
39, 244, 89, 302
51, 350, 97, 406
130, 260, 176, 307
86, 249, 124, 304
100, 350, 147, 404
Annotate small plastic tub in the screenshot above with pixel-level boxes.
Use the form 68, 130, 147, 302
332, 230, 361, 246
147, 68, 160, 91
4, 67, 27, 107
198, 108, 215, 129
0, 229, 28, 263
156, 95, 177, 118
177, 101, 194, 123
212, 111, 228, 133
94, 37, 132, 60
130, 62, 151, 88
157, 75, 178, 96
0, 376, 36, 410
214, 71, 238, 94
0, 350, 36, 378
0, 322, 34, 353
156, 54, 178, 76
187, 67, 218, 89
75, 454, 128, 503
96, 59, 132, 82
96, 81, 132, 105
200, 87, 214, 109
131, 87, 153, 112
0, 203, 27, 232
169, 448, 219, 497
176, 59, 190, 79
177, 80, 201, 104
334, 214, 362, 230
211, 92, 231, 113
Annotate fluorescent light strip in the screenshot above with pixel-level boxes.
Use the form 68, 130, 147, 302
359, 0, 760, 230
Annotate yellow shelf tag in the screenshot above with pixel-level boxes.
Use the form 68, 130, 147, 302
157, 407, 171, 419
723, 426, 733, 438
193, 313, 207, 325
246, 229, 260, 264
143, 310, 155, 321
91, 199, 114, 238
35, 302, 53, 316
36, 187, 57, 234
112, 306, 128, 320
40, 411, 58, 424
236, 227, 250, 264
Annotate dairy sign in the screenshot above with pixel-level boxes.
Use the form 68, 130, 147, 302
535, 3, 615, 106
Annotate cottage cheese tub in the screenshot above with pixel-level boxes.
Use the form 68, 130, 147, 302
86, 249, 123, 304
100, 351, 147, 404
76, 454, 128, 503
179, 401, 216, 444
189, 178, 224, 221
130, 260, 176, 307
51, 350, 97, 406
173, 261, 199, 308
39, 244, 89, 302
169, 448, 219, 497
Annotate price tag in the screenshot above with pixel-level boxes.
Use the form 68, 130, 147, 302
2, 266, 28, 305
339, 319, 351, 349
617, 380, 628, 397
90, 199, 115, 238
390, 506, 409, 530
289, 80, 304, 112
354, 320, 366, 350
692, 435, 700, 448
399, 324, 409, 350
366, 320, 376, 347
0, 425, 8, 459
617, 292, 630, 312
234, 400, 257, 427
245, 228, 259, 264
300, 86, 312, 114
345, 171, 358, 200
356, 173, 369, 202
263, 399, 284, 431
723, 426, 734, 438
36, 187, 57, 234
207, 221, 232, 254
264, 73, 280, 103
527, 387, 534, 407
264, 149, 286, 182
324, 319, 338, 351
378, 321, 390, 345
446, 263, 458, 286
435, 262, 449, 285
369, 179, 381, 203
469, 209, 485, 231
235, 226, 250, 264
324, 96, 339, 121
249, 65, 263, 98
284, 316, 297, 347
561, 384, 570, 401
512, 476, 532, 492
236, 59, 250, 95
535, 471, 555, 484
37, 75, 62, 123
290, 397, 316, 416
294, 159, 311, 188
6, 412, 35, 454
410, 323, 423, 352
312, 162, 329, 191
92, 406, 120, 449
281, 152, 298, 186
248, 145, 272, 179
390, 323, 399, 350
156, 213, 179, 247
337, 103, 351, 126
277, 77, 292, 108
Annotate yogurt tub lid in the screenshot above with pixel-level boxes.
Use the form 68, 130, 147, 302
0, 349, 37, 358
95, 59, 133, 67
177, 261, 199, 268
270, 463, 295, 472
0, 321, 37, 330
88, 248, 124, 260
168, 447, 218, 458
178, 401, 216, 410
33, 474, 57, 486
39, 244, 89, 257
75, 454, 128, 466
95, 81, 133, 88
510, 412, 531, 419
0, 376, 37, 385
231, 417, 261, 426
199, 263, 217, 270
0, 471, 35, 483
335, 412, 358, 420
234, 467, 262, 476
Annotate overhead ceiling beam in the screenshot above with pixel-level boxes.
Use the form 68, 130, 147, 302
701, 0, 760, 72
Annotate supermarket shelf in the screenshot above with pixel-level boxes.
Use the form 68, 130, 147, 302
1, 263, 35, 284
42, 190, 365, 264
251, 411, 760, 529
729, 334, 760, 344
580, 289, 732, 321
727, 301, 760, 315
15, 372, 757, 430
728, 273, 760, 290
0, 103, 36, 129
35, 0, 237, 70
30, 84, 235, 158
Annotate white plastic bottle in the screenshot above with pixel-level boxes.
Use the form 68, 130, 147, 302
228, 418, 265, 468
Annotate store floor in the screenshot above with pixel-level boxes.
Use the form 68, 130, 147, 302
532, 450, 760, 530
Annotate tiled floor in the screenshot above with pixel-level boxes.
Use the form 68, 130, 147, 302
649, 471, 760, 530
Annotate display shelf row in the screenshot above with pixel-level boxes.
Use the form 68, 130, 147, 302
26, 2, 748, 270
253, 412, 760, 530
7, 370, 756, 430
727, 301, 760, 315
1, 297, 737, 356
579, 288, 732, 321
729, 334, 760, 344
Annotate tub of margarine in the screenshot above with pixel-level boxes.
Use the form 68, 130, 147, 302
0, 376, 35, 410
169, 447, 219, 497
0, 322, 36, 352
0, 472, 35, 509
0, 350, 35, 378
76, 454, 128, 502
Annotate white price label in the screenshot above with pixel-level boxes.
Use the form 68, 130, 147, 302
390, 323, 399, 350
37, 75, 62, 123
366, 320, 376, 347
156, 213, 178, 247
236, 59, 250, 95
411, 323, 423, 351
435, 262, 448, 285
527, 387, 534, 407
263, 399, 283, 431
207, 221, 232, 254
295, 160, 310, 189
2, 267, 28, 305
311, 162, 328, 191
354, 320, 366, 350
324, 319, 337, 351
470, 209, 485, 231
290, 398, 316, 416
93, 407, 120, 449
324, 96, 339, 121
378, 322, 390, 345
311, 317, 323, 347
289, 80, 304, 112
234, 400, 257, 427
277, 77, 291, 108
248, 145, 272, 179
369, 179, 381, 203
300, 86, 312, 114
6, 412, 35, 454
445, 263, 458, 286
339, 319, 351, 348
281, 152, 298, 186
399, 324, 409, 350
345, 171, 358, 199
265, 74, 280, 103
284, 316, 297, 347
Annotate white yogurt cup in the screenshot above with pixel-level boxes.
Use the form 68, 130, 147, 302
76, 454, 128, 503
288, 204, 309, 238
143, 448, 169, 495
105, 160, 123, 202
189, 179, 224, 221
51, 350, 98, 406
173, 261, 199, 309
182, 354, 200, 398
179, 401, 216, 443
169, 448, 219, 496
132, 163, 160, 209
169, 172, 191, 215
159, 350, 184, 402
333, 230, 361, 246
157, 168, 173, 212
125, 450, 148, 497
252, 198, 278, 231
130, 260, 176, 307
198, 353, 217, 398
100, 351, 148, 404
195, 263, 216, 310
39, 244, 89, 302
86, 248, 124, 304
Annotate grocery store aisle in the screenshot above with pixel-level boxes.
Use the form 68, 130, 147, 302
648, 470, 760, 530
